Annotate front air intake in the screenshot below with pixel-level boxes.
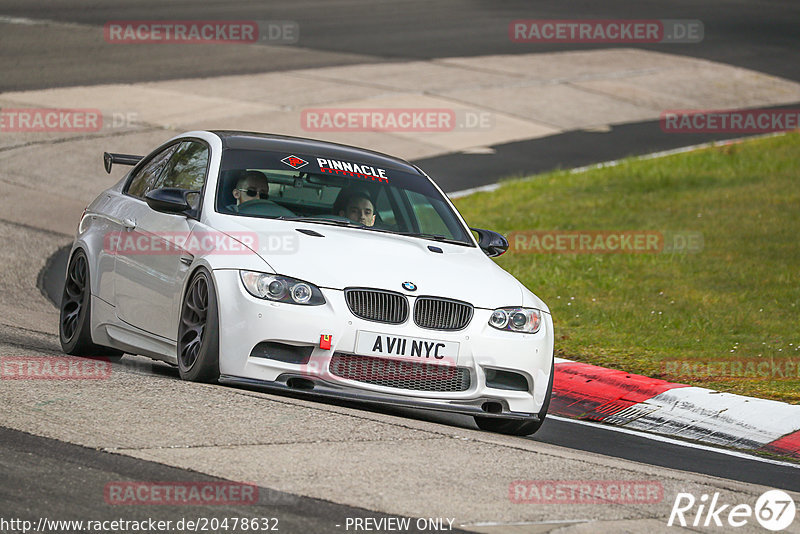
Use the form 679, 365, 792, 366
329, 353, 471, 392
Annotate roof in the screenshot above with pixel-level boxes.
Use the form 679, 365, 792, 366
211, 131, 420, 174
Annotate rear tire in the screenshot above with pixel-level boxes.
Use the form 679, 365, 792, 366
474, 360, 554, 436
177, 269, 220, 383
59, 249, 123, 360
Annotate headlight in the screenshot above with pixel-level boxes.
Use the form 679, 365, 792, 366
488, 307, 541, 333
240, 271, 325, 305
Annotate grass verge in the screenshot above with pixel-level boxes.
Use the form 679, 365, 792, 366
454, 132, 800, 403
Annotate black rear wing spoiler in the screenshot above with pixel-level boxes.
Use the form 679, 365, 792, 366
103, 152, 143, 174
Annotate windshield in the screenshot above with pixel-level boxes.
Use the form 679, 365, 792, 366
215, 148, 473, 245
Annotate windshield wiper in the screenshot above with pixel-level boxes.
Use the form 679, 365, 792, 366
398, 232, 468, 245
279, 219, 469, 245
281, 216, 365, 228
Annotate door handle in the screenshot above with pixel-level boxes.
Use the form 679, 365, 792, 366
122, 218, 136, 231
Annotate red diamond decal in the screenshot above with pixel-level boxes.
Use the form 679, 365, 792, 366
281, 155, 308, 169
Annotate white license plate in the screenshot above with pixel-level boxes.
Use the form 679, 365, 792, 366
355, 331, 459, 365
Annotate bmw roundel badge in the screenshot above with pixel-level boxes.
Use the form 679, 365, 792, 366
402, 281, 417, 291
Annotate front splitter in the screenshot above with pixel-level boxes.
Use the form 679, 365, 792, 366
219, 373, 539, 421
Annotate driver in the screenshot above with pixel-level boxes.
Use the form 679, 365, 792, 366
334, 187, 375, 227
232, 170, 270, 208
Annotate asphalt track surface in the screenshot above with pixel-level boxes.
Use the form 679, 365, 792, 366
28, 253, 800, 495
2, 0, 799, 184
384, 409, 800, 493
416, 115, 794, 193
0, 426, 468, 533
1, 0, 798, 90
3, 380, 800, 528
4, 0, 800, 530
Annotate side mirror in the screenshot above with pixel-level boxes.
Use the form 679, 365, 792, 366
471, 228, 509, 257
144, 188, 192, 214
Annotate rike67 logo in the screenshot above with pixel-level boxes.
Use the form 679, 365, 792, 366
668, 490, 796, 531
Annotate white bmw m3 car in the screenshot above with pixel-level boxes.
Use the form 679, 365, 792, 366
59, 130, 554, 435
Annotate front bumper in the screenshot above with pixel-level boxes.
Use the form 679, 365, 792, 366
213, 269, 554, 417
219, 373, 541, 420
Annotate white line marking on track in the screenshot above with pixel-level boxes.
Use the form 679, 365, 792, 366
448, 183, 500, 199
0, 14, 87, 28
547, 415, 800, 469
462, 519, 592, 527
448, 132, 788, 199
566, 131, 787, 175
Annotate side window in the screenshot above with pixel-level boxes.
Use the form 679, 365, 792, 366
372, 188, 397, 228
126, 144, 178, 199
406, 190, 455, 238
156, 141, 209, 192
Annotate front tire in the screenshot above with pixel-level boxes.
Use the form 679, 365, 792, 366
177, 269, 220, 383
474, 360, 554, 436
59, 249, 122, 359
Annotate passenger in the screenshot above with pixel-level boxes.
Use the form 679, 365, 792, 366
334, 187, 375, 227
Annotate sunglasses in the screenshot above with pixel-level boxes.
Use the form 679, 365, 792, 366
237, 188, 268, 200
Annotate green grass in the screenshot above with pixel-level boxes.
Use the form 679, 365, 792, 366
454, 133, 800, 403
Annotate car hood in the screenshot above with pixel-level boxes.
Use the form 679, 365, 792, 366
211, 217, 546, 310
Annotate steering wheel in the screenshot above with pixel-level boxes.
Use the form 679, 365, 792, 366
235, 199, 294, 217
